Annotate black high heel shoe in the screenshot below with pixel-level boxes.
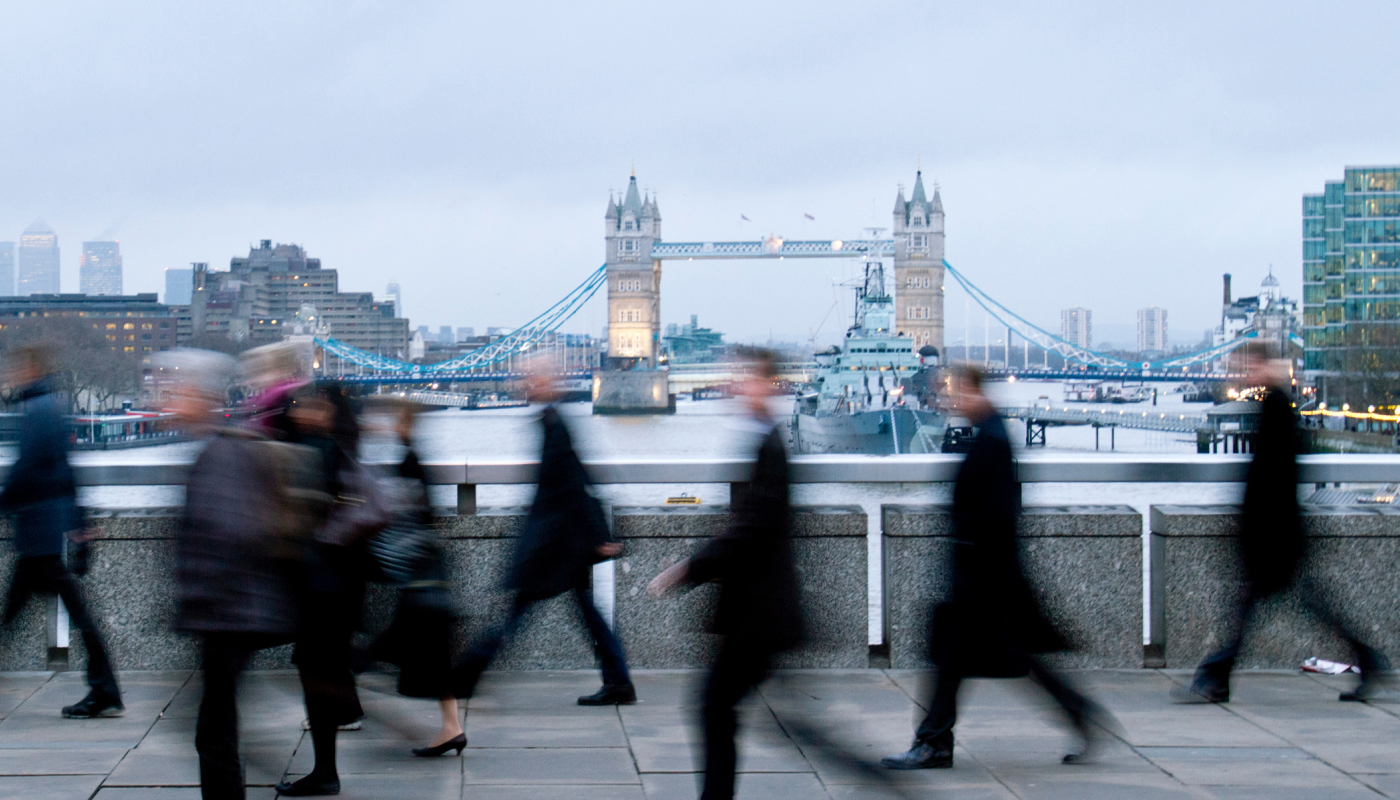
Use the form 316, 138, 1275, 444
412, 732, 466, 757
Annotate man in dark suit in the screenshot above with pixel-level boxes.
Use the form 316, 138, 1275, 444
1174, 345, 1389, 703
648, 348, 803, 800
883, 364, 1107, 770
452, 365, 635, 706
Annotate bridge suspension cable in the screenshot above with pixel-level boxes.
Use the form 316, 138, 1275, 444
315, 264, 607, 374
943, 259, 1255, 371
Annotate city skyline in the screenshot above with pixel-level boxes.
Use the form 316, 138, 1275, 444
1, 2, 1396, 343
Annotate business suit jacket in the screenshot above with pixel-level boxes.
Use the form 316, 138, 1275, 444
931, 412, 1066, 677
509, 405, 612, 602
1239, 388, 1305, 595
685, 421, 804, 653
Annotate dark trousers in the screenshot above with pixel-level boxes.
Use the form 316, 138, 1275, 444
1197, 577, 1385, 684
4, 555, 118, 697
700, 638, 771, 800
453, 579, 631, 698
914, 657, 1089, 748
196, 633, 272, 800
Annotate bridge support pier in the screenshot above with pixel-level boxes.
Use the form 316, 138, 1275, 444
1025, 420, 1047, 448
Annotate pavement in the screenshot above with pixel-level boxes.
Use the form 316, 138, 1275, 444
0, 668, 1398, 799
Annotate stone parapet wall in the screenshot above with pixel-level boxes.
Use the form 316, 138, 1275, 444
1150, 504, 1400, 669
612, 505, 868, 668
882, 504, 1143, 669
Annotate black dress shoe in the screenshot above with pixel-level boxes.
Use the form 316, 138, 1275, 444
1170, 680, 1228, 704
881, 741, 953, 770
61, 692, 124, 719
275, 774, 340, 796
578, 683, 637, 706
1340, 679, 1395, 702
412, 732, 467, 757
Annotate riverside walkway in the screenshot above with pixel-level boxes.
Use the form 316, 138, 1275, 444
1, 668, 1397, 799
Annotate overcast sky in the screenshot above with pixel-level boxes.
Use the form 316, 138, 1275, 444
2, 1, 1396, 348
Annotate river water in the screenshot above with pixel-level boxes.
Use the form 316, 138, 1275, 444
65, 379, 1248, 645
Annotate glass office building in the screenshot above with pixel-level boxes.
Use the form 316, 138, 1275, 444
1302, 166, 1400, 403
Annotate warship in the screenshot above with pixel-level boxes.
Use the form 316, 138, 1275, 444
791, 262, 945, 454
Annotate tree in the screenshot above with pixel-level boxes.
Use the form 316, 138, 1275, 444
0, 317, 142, 413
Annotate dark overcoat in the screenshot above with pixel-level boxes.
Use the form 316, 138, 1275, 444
0, 378, 79, 558
508, 405, 611, 602
685, 423, 804, 653
175, 429, 301, 637
931, 413, 1066, 677
1239, 388, 1305, 595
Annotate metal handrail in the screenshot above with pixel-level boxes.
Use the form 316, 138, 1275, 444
15, 453, 1400, 487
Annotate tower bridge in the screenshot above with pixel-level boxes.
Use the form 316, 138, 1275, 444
312, 170, 1258, 400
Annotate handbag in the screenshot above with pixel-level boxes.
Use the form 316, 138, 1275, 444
318, 459, 392, 547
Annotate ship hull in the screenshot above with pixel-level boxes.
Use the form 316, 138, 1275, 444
793, 407, 946, 455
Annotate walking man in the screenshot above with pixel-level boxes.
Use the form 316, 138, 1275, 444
883, 364, 1108, 769
1174, 345, 1390, 703
648, 348, 804, 800
0, 343, 123, 718
453, 362, 635, 706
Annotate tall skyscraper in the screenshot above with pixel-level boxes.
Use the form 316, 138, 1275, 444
1060, 307, 1092, 348
893, 171, 946, 350
385, 282, 402, 317
438, 325, 454, 344
457, 326, 474, 341
79, 240, 123, 295
164, 266, 195, 305
1137, 307, 1168, 352
1302, 166, 1400, 403
18, 221, 60, 295
0, 243, 14, 296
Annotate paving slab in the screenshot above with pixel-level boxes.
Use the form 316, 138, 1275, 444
0, 745, 126, 775
0, 774, 104, 799
641, 771, 828, 800
463, 746, 639, 785
0, 673, 50, 720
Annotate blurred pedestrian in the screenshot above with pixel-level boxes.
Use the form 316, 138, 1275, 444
451, 361, 635, 706
166, 349, 325, 800
358, 399, 465, 757
1173, 345, 1390, 704
647, 348, 804, 800
0, 342, 123, 718
276, 383, 388, 797
883, 364, 1109, 770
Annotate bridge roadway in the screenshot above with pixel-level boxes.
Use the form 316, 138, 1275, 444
323, 365, 1243, 388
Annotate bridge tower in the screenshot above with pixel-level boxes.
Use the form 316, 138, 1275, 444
892, 171, 945, 352
604, 173, 662, 369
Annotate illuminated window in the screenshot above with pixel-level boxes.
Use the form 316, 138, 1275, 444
141, 323, 152, 329
123, 323, 134, 329
123, 346, 135, 353
106, 323, 117, 329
